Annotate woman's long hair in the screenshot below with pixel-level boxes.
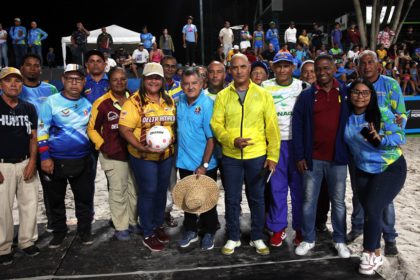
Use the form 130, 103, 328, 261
138, 76, 173, 107
349, 78, 381, 132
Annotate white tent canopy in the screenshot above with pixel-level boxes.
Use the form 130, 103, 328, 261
61, 24, 140, 66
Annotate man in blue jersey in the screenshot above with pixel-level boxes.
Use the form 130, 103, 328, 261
27, 21, 48, 66
20, 53, 58, 233
347, 50, 407, 256
10, 18, 27, 67
38, 64, 94, 248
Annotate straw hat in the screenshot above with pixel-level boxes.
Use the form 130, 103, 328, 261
172, 175, 219, 215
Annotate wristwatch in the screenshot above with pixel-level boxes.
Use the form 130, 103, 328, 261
203, 162, 209, 169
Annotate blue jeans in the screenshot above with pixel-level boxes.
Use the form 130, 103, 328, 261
302, 160, 347, 243
0, 43, 8, 67
13, 44, 27, 67
355, 156, 406, 251
349, 159, 398, 242
222, 155, 267, 241
129, 155, 173, 237
30, 45, 43, 65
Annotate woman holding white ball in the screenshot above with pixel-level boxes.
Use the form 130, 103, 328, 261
119, 62, 176, 252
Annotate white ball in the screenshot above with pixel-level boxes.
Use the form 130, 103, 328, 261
146, 126, 171, 150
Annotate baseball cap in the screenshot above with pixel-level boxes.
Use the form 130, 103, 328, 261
14, 18, 21, 22
138, 42, 144, 46
300, 60, 314, 71
64, 64, 85, 77
251, 61, 269, 75
233, 45, 239, 50
85, 49, 105, 62
273, 52, 294, 64
0, 67, 23, 80
143, 62, 164, 78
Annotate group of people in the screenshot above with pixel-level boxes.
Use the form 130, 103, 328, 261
0, 17, 409, 277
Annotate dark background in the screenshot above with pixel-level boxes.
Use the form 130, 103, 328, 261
2, 0, 419, 66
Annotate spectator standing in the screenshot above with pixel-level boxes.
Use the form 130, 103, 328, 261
140, 26, 154, 52
159, 28, 175, 56
0, 24, 9, 68
311, 23, 324, 50
240, 24, 252, 51
182, 16, 198, 66
0, 67, 39, 265
347, 23, 361, 50
71, 22, 90, 65
27, 21, 48, 66
284, 21, 297, 50
331, 22, 343, 49
377, 25, 395, 49
96, 27, 113, 54
46, 47, 56, 68
219, 21, 234, 58
253, 24, 265, 57
267, 21, 281, 53
10, 18, 27, 68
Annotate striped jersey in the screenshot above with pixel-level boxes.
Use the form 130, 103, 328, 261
20, 82, 58, 114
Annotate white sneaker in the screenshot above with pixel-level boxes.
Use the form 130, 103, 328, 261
359, 252, 384, 275
221, 240, 241, 255
249, 239, 270, 255
335, 242, 351, 258
295, 241, 315, 256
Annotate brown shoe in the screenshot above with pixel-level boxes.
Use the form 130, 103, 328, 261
143, 235, 164, 252
165, 212, 178, 227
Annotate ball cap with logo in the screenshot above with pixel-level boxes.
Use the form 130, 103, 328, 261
272, 52, 294, 64
64, 64, 85, 77
172, 175, 220, 214
0, 67, 23, 80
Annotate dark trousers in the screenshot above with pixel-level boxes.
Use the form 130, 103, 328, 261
315, 177, 330, 226
46, 156, 94, 234
13, 44, 27, 67
185, 42, 196, 65
355, 156, 406, 251
179, 168, 219, 234
70, 44, 87, 65
37, 156, 53, 228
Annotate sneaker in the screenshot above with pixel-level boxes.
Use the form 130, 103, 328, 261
0, 253, 13, 265
359, 252, 383, 275
270, 229, 287, 247
165, 212, 178, 228
128, 224, 143, 234
114, 230, 130, 241
49, 231, 67, 248
250, 239, 270, 255
384, 241, 399, 256
143, 235, 164, 252
22, 245, 40, 257
221, 240, 241, 255
334, 242, 351, 258
316, 223, 328, 232
45, 224, 53, 233
155, 227, 169, 244
178, 231, 199, 248
293, 230, 303, 246
295, 241, 315, 256
80, 232, 94, 245
201, 233, 215, 251
346, 230, 362, 243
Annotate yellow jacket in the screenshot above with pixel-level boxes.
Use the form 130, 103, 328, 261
210, 80, 280, 162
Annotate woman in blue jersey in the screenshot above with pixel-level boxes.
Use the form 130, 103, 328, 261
253, 23, 264, 57
344, 79, 407, 275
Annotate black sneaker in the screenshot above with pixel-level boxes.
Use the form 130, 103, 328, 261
49, 232, 67, 248
22, 245, 40, 257
385, 241, 399, 256
0, 253, 13, 265
346, 230, 362, 243
80, 232, 94, 245
316, 223, 328, 232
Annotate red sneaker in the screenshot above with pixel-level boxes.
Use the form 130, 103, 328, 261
143, 235, 164, 252
155, 226, 169, 244
293, 230, 303, 246
270, 229, 287, 247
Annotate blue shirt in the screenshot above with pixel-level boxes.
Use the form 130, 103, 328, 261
28, 28, 48, 45
182, 24, 197, 43
176, 91, 217, 171
10, 26, 26, 45
83, 74, 109, 104
20, 82, 58, 114
266, 28, 279, 45
38, 93, 92, 160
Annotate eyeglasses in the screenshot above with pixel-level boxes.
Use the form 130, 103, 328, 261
351, 89, 371, 97
163, 64, 177, 69
64, 76, 84, 83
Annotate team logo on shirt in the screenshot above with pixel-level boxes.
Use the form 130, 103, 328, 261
194, 106, 201, 114
108, 111, 119, 121
84, 88, 92, 95
61, 109, 70, 116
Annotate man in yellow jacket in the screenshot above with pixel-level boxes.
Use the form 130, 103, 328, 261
211, 54, 280, 256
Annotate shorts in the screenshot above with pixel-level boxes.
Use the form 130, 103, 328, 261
254, 41, 263, 49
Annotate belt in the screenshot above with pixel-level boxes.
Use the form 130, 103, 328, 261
0, 155, 29, 164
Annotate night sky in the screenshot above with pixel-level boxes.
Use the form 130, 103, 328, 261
2, 0, 419, 65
